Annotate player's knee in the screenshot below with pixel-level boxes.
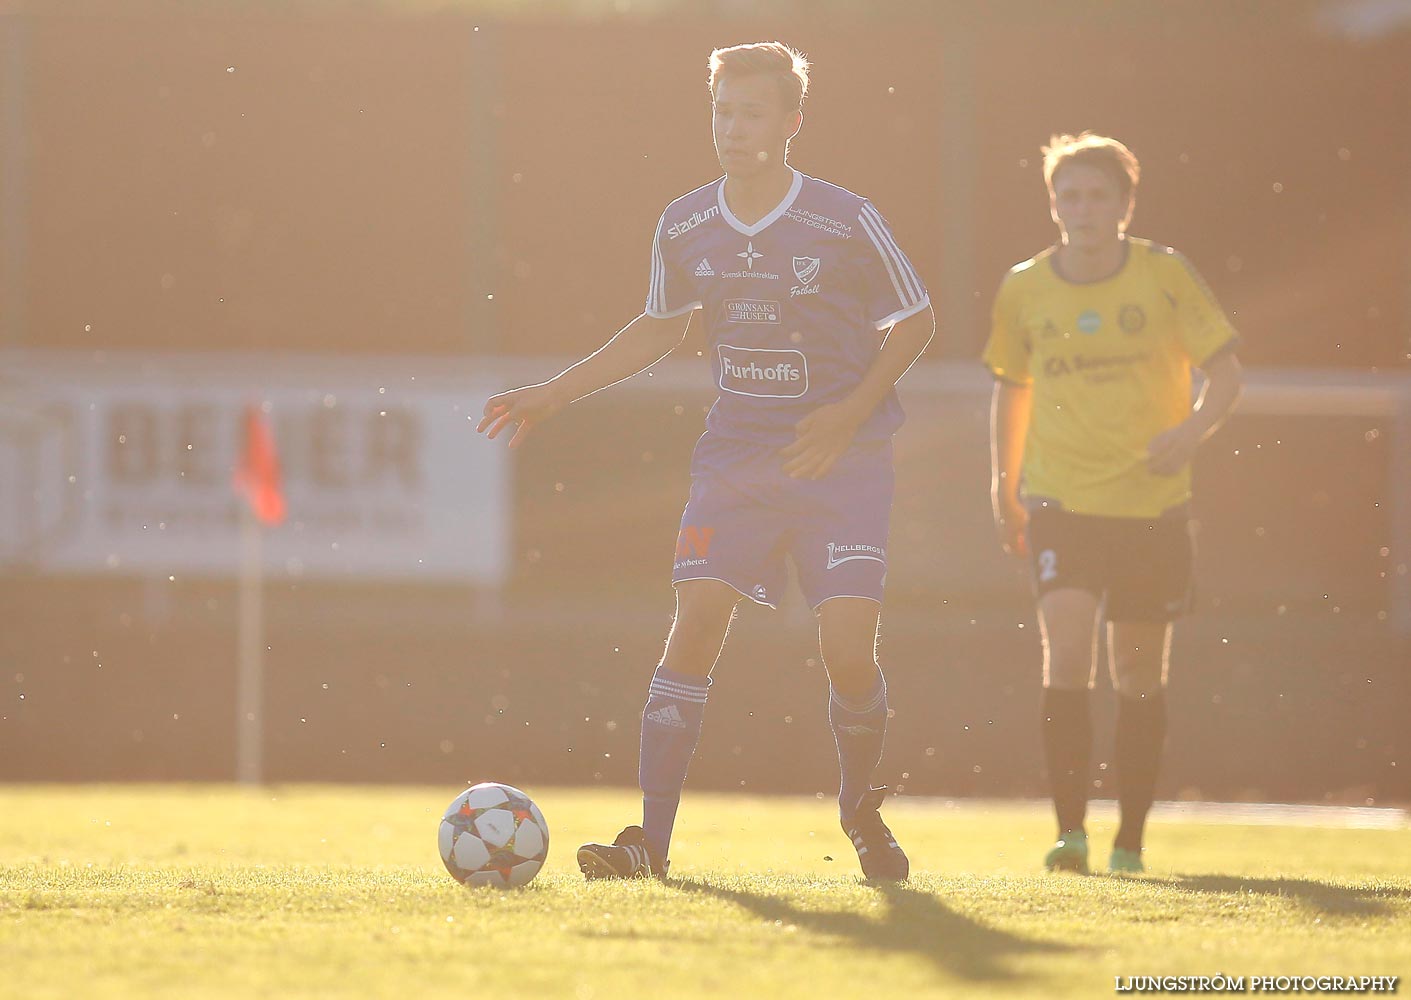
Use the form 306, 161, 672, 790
660, 594, 738, 676
1109, 625, 1170, 697
818, 648, 881, 698
1042, 627, 1094, 688
1038, 611, 1098, 689
1043, 647, 1093, 690
1112, 659, 1164, 698
660, 623, 725, 676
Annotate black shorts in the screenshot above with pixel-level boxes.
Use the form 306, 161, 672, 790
1024, 502, 1195, 623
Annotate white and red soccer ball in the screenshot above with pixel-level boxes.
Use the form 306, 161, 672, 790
438, 782, 549, 888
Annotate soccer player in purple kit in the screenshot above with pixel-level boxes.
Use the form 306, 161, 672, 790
478, 42, 932, 881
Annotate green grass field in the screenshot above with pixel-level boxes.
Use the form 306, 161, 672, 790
1, 786, 1407, 999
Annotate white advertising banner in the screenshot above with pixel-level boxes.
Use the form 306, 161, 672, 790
0, 351, 509, 583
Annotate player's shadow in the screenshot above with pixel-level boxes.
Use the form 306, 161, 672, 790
1137, 874, 1411, 918
673, 877, 1072, 983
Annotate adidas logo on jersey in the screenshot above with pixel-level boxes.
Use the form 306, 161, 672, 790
645, 703, 687, 728
695, 258, 715, 277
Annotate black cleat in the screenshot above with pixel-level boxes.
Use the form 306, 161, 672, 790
843, 786, 909, 882
577, 825, 667, 880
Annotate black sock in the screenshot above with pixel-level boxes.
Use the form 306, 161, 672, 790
1114, 690, 1167, 852
1041, 688, 1091, 837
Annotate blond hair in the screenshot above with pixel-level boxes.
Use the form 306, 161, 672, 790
1043, 132, 1141, 204
708, 41, 810, 112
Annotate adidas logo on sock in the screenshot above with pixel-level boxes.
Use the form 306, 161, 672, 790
694, 258, 715, 277
645, 703, 687, 728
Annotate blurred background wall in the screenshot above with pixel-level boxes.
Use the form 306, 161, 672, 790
2, 0, 1408, 801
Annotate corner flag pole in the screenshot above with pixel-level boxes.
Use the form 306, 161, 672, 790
233, 404, 286, 785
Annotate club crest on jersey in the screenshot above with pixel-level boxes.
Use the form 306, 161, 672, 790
790, 255, 822, 298
792, 256, 821, 284
1120, 304, 1146, 334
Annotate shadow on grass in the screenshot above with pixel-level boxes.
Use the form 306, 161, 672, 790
672, 878, 1073, 983
1138, 874, 1411, 918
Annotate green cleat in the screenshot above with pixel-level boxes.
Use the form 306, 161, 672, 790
1109, 846, 1145, 874
1043, 831, 1089, 874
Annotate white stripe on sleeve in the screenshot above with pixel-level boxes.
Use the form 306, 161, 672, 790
862, 203, 924, 302
649, 213, 667, 314
859, 203, 924, 307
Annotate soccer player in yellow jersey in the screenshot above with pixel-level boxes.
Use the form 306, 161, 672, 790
984, 133, 1244, 874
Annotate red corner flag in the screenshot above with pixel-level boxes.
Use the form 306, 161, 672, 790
234, 404, 286, 526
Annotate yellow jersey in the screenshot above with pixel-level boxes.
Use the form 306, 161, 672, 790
983, 237, 1239, 518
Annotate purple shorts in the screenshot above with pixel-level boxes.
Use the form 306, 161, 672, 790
671, 433, 894, 610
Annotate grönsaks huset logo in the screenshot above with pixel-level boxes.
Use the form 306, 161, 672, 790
726, 299, 780, 325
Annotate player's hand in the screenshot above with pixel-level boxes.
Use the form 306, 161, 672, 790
780, 401, 866, 480
992, 494, 1029, 558
477, 382, 565, 449
1146, 422, 1202, 476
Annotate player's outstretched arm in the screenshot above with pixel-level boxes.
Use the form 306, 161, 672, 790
1146, 350, 1243, 476
478, 312, 691, 448
990, 378, 1033, 557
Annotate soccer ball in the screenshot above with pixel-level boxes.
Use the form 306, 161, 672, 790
438, 782, 549, 888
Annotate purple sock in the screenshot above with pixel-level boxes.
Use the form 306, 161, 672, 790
638, 667, 709, 863
830, 673, 888, 819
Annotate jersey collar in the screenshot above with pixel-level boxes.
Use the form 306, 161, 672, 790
716, 168, 803, 237
1049, 239, 1132, 286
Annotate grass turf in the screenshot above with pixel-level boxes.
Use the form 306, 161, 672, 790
1, 785, 1407, 999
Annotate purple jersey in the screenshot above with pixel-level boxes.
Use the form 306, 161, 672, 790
645, 170, 930, 446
